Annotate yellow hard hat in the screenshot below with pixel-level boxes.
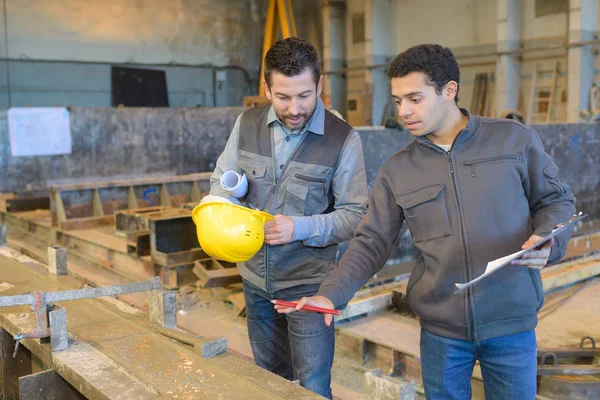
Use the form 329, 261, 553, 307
191, 201, 274, 263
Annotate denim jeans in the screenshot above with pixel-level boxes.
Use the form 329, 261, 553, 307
243, 280, 335, 399
420, 328, 537, 400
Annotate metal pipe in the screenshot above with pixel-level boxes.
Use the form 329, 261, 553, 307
323, 38, 600, 75
0, 56, 255, 95
0, 277, 161, 307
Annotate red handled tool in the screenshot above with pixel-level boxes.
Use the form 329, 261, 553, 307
272, 299, 339, 315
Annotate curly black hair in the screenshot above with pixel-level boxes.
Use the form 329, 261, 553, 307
264, 37, 320, 86
388, 44, 460, 102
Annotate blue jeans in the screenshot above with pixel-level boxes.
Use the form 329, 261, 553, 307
243, 280, 335, 399
420, 329, 537, 400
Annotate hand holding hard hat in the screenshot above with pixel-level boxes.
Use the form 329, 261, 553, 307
192, 196, 273, 263
264, 215, 294, 245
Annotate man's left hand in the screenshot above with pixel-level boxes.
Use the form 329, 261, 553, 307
512, 234, 554, 270
264, 215, 294, 245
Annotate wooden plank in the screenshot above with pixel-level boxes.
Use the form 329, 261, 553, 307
152, 248, 209, 268
19, 370, 85, 400
115, 206, 174, 233
60, 215, 115, 231
6, 197, 50, 212
92, 189, 104, 217
49, 172, 212, 192
242, 96, 271, 108
226, 292, 246, 316
542, 254, 600, 293
193, 260, 241, 288
156, 264, 197, 290
0, 255, 317, 399
53, 191, 67, 226
335, 280, 408, 322
127, 232, 150, 257
564, 232, 600, 260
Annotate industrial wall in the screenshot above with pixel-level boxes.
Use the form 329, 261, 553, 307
0, 108, 597, 221
339, 0, 600, 124
0, 0, 322, 108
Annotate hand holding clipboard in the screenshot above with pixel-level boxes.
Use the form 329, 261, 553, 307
454, 212, 587, 293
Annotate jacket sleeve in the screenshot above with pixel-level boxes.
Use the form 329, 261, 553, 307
208, 114, 244, 200
316, 166, 405, 308
291, 130, 369, 247
523, 128, 576, 264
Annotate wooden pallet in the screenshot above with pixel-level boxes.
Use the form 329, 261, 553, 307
193, 259, 241, 289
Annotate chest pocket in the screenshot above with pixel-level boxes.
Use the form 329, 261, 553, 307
284, 173, 329, 216
395, 183, 452, 243
238, 157, 269, 208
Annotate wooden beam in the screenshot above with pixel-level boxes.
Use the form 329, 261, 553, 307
115, 206, 174, 233
53, 191, 67, 226
127, 186, 138, 209
92, 189, 104, 217
542, 254, 600, 293
226, 292, 246, 317
59, 215, 115, 231
156, 264, 197, 290
6, 197, 50, 212
152, 248, 209, 268
564, 232, 600, 260
335, 280, 408, 322
159, 184, 172, 207
193, 260, 241, 288
49, 173, 212, 192
190, 182, 201, 203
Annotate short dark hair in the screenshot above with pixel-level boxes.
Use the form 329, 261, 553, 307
264, 37, 320, 86
388, 44, 460, 102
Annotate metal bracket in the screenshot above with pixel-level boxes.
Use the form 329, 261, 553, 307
537, 336, 600, 376
2, 277, 162, 356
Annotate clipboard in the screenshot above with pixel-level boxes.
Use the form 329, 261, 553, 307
454, 212, 587, 294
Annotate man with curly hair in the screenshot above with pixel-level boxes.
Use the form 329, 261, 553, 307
276, 44, 576, 399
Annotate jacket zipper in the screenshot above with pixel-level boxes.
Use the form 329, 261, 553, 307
448, 150, 476, 341
295, 173, 326, 194
265, 131, 309, 294
463, 155, 521, 177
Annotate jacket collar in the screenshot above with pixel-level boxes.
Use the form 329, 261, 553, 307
416, 108, 480, 150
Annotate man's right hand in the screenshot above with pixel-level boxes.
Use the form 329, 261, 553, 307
272, 296, 336, 326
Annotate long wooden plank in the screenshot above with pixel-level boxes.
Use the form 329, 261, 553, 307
542, 254, 600, 293
564, 232, 600, 260
50, 172, 212, 192
115, 206, 173, 233
60, 215, 115, 231
0, 253, 319, 400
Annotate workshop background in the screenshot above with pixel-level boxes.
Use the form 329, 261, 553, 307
0, 1, 599, 399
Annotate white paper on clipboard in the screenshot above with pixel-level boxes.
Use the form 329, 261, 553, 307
454, 213, 587, 293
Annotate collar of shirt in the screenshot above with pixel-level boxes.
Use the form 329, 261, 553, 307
266, 97, 325, 136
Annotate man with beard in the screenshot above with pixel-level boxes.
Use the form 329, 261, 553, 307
208, 37, 368, 399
